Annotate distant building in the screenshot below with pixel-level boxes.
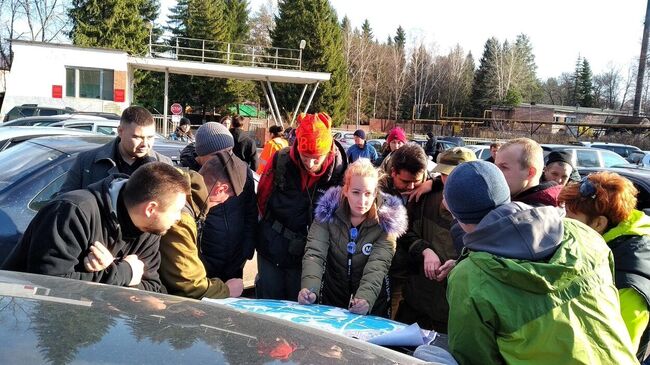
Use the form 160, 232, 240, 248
490, 103, 646, 135
1, 40, 130, 120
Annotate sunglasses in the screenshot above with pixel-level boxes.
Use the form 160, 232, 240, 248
579, 176, 597, 199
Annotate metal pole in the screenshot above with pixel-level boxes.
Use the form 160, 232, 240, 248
148, 23, 153, 57
163, 69, 169, 137
227, 43, 231, 64
303, 81, 320, 114
290, 84, 309, 126
202, 40, 205, 62
634, 0, 650, 116
266, 80, 283, 125
260, 81, 278, 126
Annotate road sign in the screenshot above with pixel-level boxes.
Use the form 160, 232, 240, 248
170, 103, 182, 115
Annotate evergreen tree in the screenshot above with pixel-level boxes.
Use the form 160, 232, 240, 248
224, 0, 250, 43
68, 0, 159, 55
470, 37, 499, 116
166, 0, 234, 117
577, 58, 594, 107
393, 25, 406, 50
341, 16, 351, 33
361, 19, 373, 41
271, 0, 349, 125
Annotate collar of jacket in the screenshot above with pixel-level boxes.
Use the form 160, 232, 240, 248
314, 186, 408, 237
603, 209, 650, 243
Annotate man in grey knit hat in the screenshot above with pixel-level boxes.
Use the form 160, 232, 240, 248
187, 122, 258, 283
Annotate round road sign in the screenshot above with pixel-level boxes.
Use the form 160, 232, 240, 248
170, 103, 183, 115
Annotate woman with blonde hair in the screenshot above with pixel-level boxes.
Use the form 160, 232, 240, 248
298, 159, 407, 317
559, 172, 650, 362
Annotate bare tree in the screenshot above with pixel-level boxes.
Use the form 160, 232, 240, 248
249, 0, 275, 47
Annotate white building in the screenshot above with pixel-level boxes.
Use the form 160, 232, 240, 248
1, 40, 131, 119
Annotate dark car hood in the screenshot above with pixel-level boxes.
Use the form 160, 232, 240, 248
0, 270, 424, 364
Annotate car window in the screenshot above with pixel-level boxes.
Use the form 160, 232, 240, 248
38, 109, 60, 117
600, 150, 629, 167
96, 126, 117, 135
576, 150, 600, 167
16, 107, 36, 118
480, 149, 491, 159
0, 142, 64, 191
29, 172, 69, 211
67, 124, 93, 131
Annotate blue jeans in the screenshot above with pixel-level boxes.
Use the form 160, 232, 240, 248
255, 255, 301, 301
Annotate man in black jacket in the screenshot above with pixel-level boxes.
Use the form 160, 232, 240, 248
229, 115, 258, 171
59, 105, 171, 193
2, 162, 190, 292
192, 122, 257, 281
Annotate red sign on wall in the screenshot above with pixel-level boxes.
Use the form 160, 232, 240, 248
114, 89, 125, 102
52, 85, 62, 99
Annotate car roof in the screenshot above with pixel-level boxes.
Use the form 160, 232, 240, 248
51, 120, 120, 127
3, 114, 114, 125
579, 165, 650, 181
0, 270, 423, 364
0, 126, 97, 139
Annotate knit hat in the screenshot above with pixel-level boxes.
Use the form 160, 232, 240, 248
179, 117, 191, 126
353, 129, 366, 140
545, 150, 574, 168
296, 112, 333, 155
444, 160, 511, 224
386, 127, 407, 144
433, 147, 477, 175
195, 122, 234, 156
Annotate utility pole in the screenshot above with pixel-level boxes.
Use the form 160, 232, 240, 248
633, 0, 650, 117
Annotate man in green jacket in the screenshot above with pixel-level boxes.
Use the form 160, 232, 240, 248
158, 152, 244, 299
438, 160, 637, 364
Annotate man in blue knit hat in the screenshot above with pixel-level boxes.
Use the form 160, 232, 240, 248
346, 129, 378, 163
437, 160, 636, 364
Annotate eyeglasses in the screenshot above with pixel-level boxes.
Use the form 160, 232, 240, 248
579, 176, 597, 199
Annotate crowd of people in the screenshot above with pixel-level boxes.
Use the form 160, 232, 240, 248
2, 107, 650, 364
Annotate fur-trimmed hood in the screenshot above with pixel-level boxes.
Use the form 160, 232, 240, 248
314, 186, 408, 237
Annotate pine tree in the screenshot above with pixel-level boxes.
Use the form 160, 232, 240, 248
361, 19, 373, 42
166, 0, 234, 116
68, 0, 159, 55
578, 58, 594, 107
393, 26, 406, 50
271, 0, 349, 125
225, 0, 250, 43
470, 37, 499, 116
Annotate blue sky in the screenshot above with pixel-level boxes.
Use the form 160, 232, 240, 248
159, 0, 648, 79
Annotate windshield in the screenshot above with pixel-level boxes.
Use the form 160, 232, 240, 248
0, 141, 64, 191
601, 150, 629, 167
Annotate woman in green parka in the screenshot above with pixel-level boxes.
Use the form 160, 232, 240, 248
298, 159, 408, 317
560, 172, 650, 363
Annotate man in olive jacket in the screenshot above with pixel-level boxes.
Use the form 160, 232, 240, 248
159, 154, 244, 299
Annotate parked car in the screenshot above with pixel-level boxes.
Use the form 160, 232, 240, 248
334, 132, 356, 150
366, 138, 386, 154
0, 270, 423, 365
465, 145, 492, 160
0, 126, 97, 152
629, 150, 650, 166
2, 104, 75, 122
2, 113, 119, 127
0, 135, 185, 259
50, 119, 119, 135
411, 138, 458, 162
586, 142, 643, 162
541, 144, 631, 169
578, 165, 650, 214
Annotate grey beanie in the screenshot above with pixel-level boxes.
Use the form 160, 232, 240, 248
443, 160, 511, 224
195, 122, 234, 156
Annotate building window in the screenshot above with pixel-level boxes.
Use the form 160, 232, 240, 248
65, 68, 75, 97
65, 67, 114, 101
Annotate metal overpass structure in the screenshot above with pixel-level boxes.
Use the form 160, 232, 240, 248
128, 36, 331, 134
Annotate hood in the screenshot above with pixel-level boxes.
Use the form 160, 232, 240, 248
314, 186, 408, 237
464, 203, 610, 295
87, 174, 129, 231
603, 209, 650, 243
464, 201, 564, 261
185, 170, 209, 219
